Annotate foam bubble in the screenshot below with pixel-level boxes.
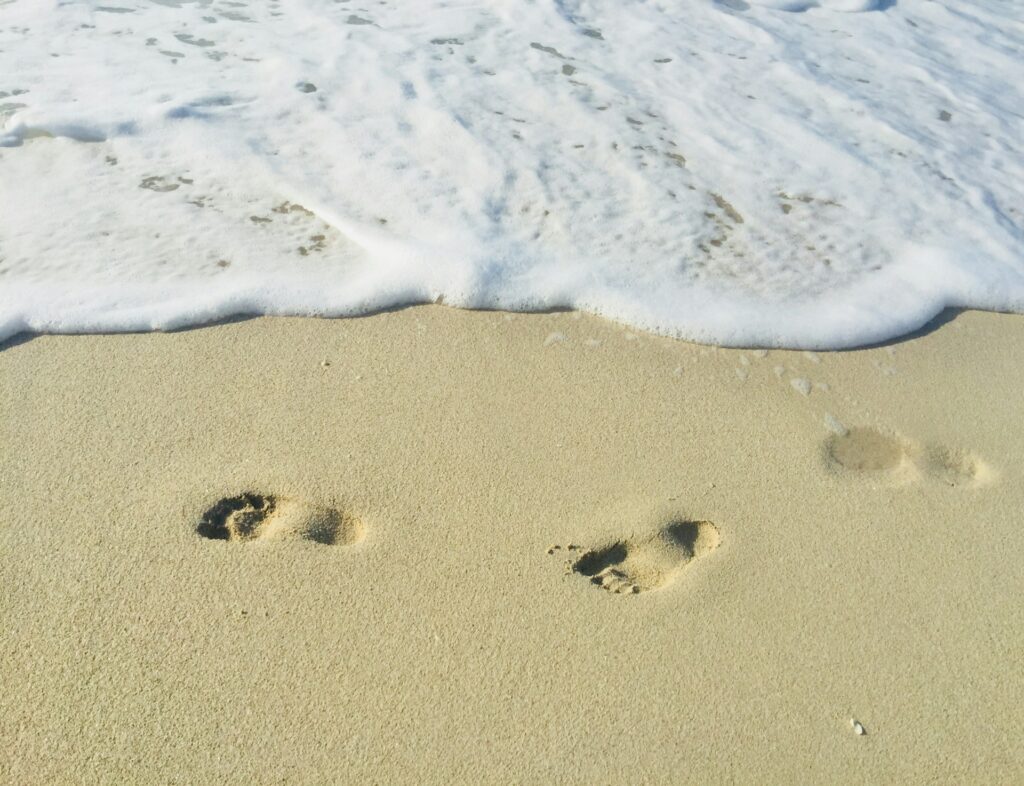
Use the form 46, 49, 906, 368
1, 0, 1021, 348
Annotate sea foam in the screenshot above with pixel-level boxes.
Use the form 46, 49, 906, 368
1, 0, 1021, 348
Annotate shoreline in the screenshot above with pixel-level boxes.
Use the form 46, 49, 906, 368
2, 306, 1022, 783
0, 303, 985, 355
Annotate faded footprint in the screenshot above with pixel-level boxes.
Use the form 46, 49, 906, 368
553, 520, 720, 594
826, 427, 912, 472
196, 493, 364, 545
920, 445, 994, 488
825, 427, 992, 487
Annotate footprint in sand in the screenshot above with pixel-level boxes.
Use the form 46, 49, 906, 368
825, 427, 992, 487
826, 427, 910, 472
918, 445, 993, 488
552, 520, 721, 594
196, 493, 364, 545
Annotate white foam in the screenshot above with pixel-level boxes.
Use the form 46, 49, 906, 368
746, 0, 884, 11
1, 0, 1022, 348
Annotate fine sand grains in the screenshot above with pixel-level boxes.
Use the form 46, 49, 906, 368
2, 307, 1023, 784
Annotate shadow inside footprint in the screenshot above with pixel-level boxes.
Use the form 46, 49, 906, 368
572, 520, 720, 594
197, 493, 274, 540
196, 493, 362, 545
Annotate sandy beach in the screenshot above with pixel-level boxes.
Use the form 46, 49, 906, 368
2, 306, 1022, 783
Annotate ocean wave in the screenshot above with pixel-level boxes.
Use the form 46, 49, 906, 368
1, 0, 1021, 348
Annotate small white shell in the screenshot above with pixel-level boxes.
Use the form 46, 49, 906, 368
790, 377, 812, 396
824, 413, 847, 435
851, 719, 866, 736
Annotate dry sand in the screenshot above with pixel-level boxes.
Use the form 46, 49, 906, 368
1, 307, 1022, 783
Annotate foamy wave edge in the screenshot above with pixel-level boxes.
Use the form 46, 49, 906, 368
3, 246, 1021, 350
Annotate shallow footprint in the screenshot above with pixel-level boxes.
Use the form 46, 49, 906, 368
920, 446, 993, 488
566, 520, 720, 594
196, 493, 363, 545
825, 427, 992, 487
826, 427, 910, 472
